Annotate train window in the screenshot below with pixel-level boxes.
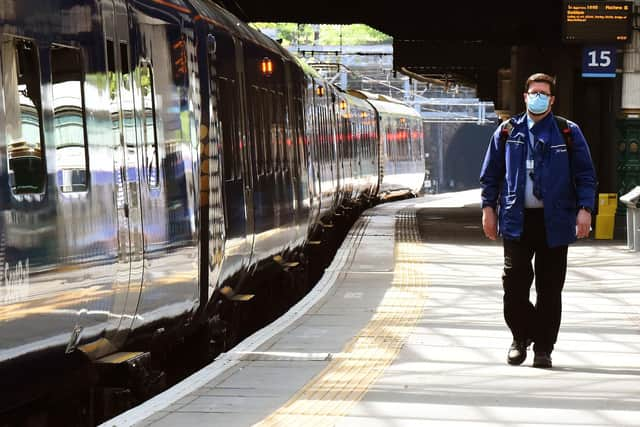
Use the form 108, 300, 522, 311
270, 123, 278, 171
119, 42, 137, 166
295, 98, 305, 172
262, 91, 272, 173
2, 37, 45, 194
120, 43, 131, 90
270, 92, 279, 171
106, 39, 117, 101
218, 77, 236, 181
386, 125, 395, 161
140, 62, 159, 187
259, 90, 268, 173
211, 32, 240, 181
51, 45, 89, 193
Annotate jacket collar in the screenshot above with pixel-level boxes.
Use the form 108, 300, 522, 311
530, 111, 554, 130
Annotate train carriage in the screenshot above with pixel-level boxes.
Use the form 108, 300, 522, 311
349, 89, 425, 197
0, 0, 425, 421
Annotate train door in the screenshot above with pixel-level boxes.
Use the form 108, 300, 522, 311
307, 78, 322, 222
331, 95, 345, 203
236, 40, 257, 265
202, 33, 225, 294
211, 32, 254, 276
102, 0, 144, 345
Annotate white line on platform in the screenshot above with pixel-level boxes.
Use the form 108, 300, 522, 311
99, 216, 369, 427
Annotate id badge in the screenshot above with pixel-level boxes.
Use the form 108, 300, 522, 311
526, 159, 534, 169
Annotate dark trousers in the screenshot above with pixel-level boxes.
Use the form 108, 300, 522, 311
502, 209, 568, 353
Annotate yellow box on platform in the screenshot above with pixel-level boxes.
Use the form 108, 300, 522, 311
598, 193, 618, 216
595, 214, 615, 240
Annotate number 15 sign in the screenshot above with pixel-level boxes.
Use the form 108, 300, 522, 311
582, 46, 617, 78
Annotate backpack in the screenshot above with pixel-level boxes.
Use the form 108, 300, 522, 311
499, 115, 573, 151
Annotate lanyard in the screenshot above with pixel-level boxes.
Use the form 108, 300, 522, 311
527, 130, 536, 162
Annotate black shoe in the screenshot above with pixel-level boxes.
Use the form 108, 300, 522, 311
533, 351, 552, 368
507, 340, 530, 365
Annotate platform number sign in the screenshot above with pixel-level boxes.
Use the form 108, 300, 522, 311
582, 46, 616, 78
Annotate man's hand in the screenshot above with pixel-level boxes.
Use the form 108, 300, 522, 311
576, 209, 591, 239
482, 207, 498, 240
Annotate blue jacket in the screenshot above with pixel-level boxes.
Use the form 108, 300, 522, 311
479, 112, 597, 247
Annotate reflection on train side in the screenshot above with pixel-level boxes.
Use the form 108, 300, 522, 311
52, 45, 88, 193
3, 37, 45, 195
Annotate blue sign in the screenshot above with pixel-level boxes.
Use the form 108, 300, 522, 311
582, 46, 617, 78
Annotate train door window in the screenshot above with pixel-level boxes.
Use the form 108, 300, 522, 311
248, 87, 263, 175
106, 39, 117, 102
261, 90, 272, 173
218, 79, 238, 181
295, 98, 305, 171
322, 107, 329, 164
119, 43, 136, 158
353, 121, 359, 165
278, 93, 286, 171
51, 45, 89, 192
288, 98, 299, 174
271, 93, 279, 171
342, 118, 350, 162
270, 91, 282, 172
251, 87, 267, 175
139, 61, 159, 187
285, 96, 295, 172
2, 37, 45, 194
265, 91, 276, 172
407, 125, 412, 160
120, 43, 131, 91
385, 125, 394, 161
212, 32, 239, 181
317, 106, 324, 164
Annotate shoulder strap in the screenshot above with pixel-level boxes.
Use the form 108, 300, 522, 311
498, 119, 514, 148
554, 116, 573, 150
500, 115, 573, 150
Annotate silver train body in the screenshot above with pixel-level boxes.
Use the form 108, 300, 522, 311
0, 0, 425, 411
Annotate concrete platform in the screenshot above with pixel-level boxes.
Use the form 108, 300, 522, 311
102, 189, 640, 427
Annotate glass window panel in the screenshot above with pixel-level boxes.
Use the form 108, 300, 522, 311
51, 45, 88, 192
140, 62, 159, 187
3, 37, 45, 194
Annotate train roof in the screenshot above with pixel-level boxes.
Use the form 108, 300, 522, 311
187, 1, 326, 84
348, 89, 422, 119
188, 0, 296, 64
293, 55, 322, 79
341, 90, 375, 111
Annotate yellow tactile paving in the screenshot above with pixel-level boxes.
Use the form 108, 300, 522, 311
254, 210, 429, 427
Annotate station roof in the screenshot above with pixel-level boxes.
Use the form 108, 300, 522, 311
217, 0, 564, 91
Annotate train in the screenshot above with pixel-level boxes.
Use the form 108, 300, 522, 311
0, 0, 425, 422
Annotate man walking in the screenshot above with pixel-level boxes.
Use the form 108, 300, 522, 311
479, 73, 597, 368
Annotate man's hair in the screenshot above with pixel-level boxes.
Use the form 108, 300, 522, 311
525, 73, 556, 94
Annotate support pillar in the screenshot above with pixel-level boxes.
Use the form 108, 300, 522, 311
617, 0, 640, 208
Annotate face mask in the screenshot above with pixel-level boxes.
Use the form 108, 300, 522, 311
527, 93, 550, 114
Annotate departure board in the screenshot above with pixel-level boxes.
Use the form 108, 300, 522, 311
563, 1, 633, 43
